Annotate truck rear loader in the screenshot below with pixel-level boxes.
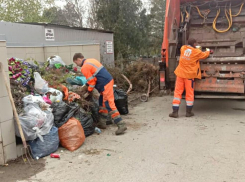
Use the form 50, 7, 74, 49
160, 0, 245, 99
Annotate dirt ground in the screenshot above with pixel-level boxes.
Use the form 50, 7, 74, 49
1, 95, 245, 182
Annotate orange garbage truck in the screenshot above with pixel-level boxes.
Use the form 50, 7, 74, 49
160, 0, 245, 99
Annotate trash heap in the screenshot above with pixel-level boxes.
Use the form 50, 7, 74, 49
9, 56, 128, 160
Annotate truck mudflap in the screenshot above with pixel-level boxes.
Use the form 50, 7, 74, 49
195, 57, 245, 93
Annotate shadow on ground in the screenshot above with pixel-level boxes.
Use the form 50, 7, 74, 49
0, 157, 46, 182
194, 99, 245, 114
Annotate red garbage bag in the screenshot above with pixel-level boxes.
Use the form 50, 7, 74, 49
58, 117, 85, 151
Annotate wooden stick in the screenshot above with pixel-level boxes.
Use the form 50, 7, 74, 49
150, 86, 158, 94
121, 74, 132, 95
146, 80, 151, 97
0, 63, 27, 148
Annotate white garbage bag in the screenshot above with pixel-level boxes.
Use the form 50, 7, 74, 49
15, 104, 54, 141
22, 95, 52, 111
34, 72, 49, 94
47, 55, 66, 68
45, 88, 63, 103
22, 95, 44, 106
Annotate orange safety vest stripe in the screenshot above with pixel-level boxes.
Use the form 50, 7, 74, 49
81, 59, 103, 92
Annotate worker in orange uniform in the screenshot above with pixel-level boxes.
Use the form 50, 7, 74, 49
73, 53, 127, 135
169, 38, 212, 118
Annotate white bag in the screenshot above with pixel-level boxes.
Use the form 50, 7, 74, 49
47, 55, 66, 68
34, 72, 48, 94
15, 104, 54, 141
23, 95, 52, 111
22, 95, 44, 106
45, 88, 63, 103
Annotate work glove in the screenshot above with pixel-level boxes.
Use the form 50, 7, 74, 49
206, 48, 210, 52
91, 89, 100, 100
83, 91, 91, 99
77, 85, 88, 92
196, 45, 202, 50
210, 50, 214, 54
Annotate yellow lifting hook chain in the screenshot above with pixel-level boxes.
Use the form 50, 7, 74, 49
195, 3, 244, 33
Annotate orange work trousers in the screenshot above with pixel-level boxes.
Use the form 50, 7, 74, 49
99, 79, 122, 124
172, 76, 194, 109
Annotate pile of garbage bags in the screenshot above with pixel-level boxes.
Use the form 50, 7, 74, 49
13, 71, 93, 158
11, 56, 129, 159
51, 102, 94, 137
16, 91, 92, 158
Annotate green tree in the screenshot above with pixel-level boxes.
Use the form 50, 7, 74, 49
0, 0, 54, 22
86, 0, 99, 29
138, 9, 152, 57
150, 0, 166, 55
62, 0, 84, 27
42, 6, 69, 25
42, 0, 86, 27
91, 0, 151, 59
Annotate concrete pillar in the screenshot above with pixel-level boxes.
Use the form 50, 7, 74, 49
0, 39, 17, 165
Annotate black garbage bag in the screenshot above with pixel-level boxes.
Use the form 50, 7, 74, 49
51, 101, 70, 127
89, 97, 112, 125
114, 89, 129, 115
28, 126, 59, 159
74, 107, 95, 137
90, 97, 100, 124
52, 102, 94, 136
52, 102, 79, 128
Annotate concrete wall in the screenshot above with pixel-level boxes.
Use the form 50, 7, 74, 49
7, 47, 45, 62
44, 44, 100, 65
7, 44, 100, 65
0, 40, 17, 165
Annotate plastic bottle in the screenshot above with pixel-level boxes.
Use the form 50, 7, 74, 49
94, 127, 101, 134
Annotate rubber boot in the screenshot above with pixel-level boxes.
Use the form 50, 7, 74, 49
97, 114, 107, 129
115, 121, 127, 135
169, 108, 179, 118
186, 107, 194, 117
106, 115, 113, 125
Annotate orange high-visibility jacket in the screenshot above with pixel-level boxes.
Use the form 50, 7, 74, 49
80, 59, 113, 92
174, 45, 210, 79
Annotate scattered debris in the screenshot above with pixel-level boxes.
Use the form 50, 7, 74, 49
83, 149, 102, 155
94, 127, 101, 134
50, 153, 60, 159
